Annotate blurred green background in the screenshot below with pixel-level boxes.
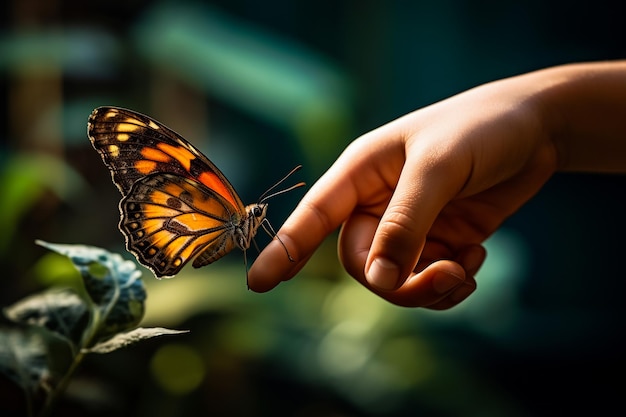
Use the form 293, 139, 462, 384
1, 0, 625, 416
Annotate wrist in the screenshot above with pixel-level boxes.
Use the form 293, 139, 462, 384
530, 61, 626, 172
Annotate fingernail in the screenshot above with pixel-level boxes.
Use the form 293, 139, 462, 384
450, 281, 476, 302
366, 257, 399, 290
433, 271, 464, 294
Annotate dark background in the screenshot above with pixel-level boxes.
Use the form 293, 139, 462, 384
1, 0, 625, 416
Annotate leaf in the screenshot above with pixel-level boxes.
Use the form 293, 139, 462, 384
3, 288, 89, 347
35, 240, 147, 343
84, 327, 189, 354
0, 325, 52, 397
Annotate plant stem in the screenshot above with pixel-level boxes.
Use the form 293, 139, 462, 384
37, 349, 87, 417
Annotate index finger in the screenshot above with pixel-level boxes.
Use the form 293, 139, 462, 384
247, 163, 357, 292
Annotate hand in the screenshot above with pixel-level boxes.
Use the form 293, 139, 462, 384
248, 61, 626, 308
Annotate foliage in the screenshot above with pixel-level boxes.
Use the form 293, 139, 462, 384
0, 241, 186, 417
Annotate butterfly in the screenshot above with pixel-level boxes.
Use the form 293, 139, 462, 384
88, 106, 304, 279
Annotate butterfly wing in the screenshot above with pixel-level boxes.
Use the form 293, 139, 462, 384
121, 173, 242, 278
88, 106, 245, 213
88, 106, 251, 277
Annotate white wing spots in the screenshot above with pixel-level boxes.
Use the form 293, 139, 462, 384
117, 133, 130, 142
176, 137, 199, 155
148, 120, 160, 130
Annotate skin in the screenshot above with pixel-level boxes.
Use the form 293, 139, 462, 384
248, 60, 626, 309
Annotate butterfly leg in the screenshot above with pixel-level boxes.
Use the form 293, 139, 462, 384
243, 248, 251, 289
260, 219, 295, 262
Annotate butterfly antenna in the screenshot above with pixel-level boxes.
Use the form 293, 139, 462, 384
258, 165, 305, 203
254, 165, 303, 265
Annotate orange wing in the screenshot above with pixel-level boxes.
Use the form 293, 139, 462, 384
88, 106, 244, 212
120, 173, 242, 278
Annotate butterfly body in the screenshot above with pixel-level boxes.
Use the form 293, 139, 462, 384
87, 106, 287, 279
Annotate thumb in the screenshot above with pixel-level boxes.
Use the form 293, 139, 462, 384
364, 156, 458, 291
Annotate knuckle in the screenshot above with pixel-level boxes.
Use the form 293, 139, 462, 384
375, 205, 422, 258
300, 198, 335, 236
380, 205, 420, 239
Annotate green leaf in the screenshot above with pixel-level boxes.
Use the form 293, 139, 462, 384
84, 327, 189, 354
3, 289, 89, 347
35, 240, 147, 343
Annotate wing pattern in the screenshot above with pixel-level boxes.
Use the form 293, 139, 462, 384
120, 173, 241, 277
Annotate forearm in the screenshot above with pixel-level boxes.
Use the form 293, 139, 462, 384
531, 60, 626, 173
